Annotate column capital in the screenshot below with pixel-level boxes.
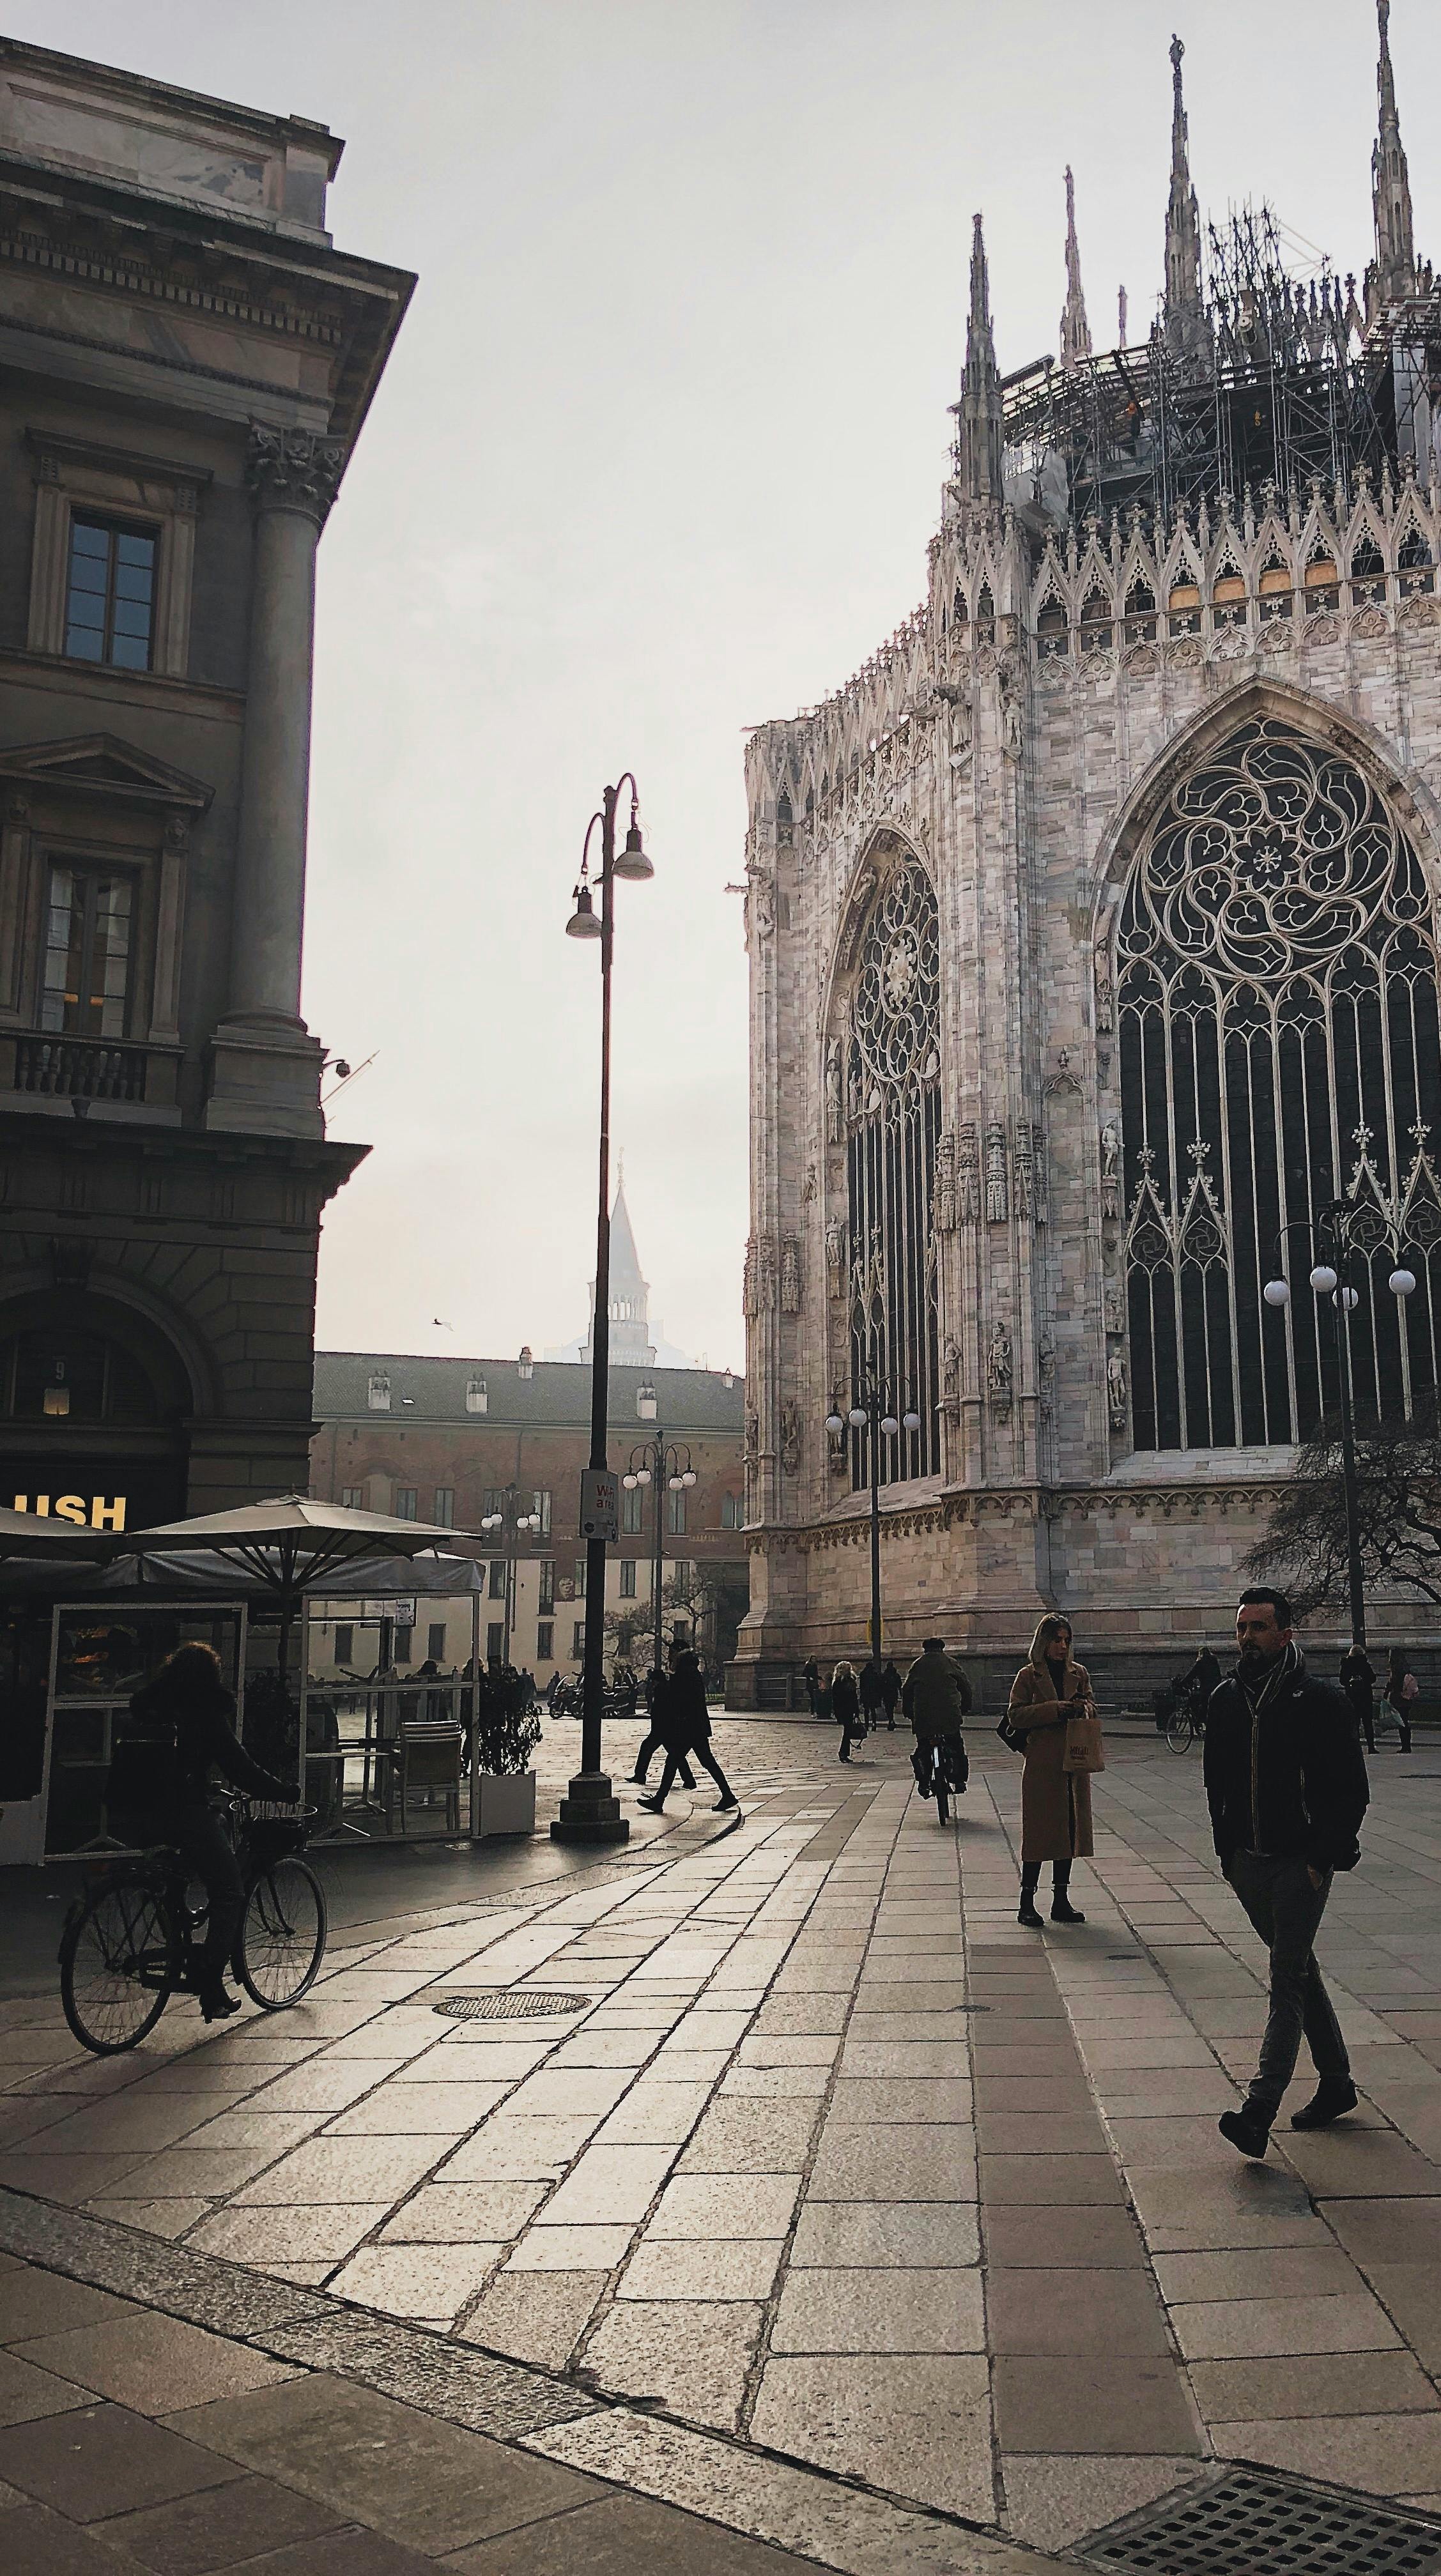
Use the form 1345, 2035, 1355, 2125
246, 424, 345, 526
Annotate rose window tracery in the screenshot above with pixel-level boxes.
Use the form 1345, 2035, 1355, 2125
1118, 717, 1441, 1451
837, 854, 941, 1487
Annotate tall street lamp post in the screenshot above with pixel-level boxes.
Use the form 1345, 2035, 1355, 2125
825, 1343, 920, 1663
553, 775, 652, 1844
1264, 1199, 1416, 1650
624, 1411, 696, 1677
479, 1485, 541, 1667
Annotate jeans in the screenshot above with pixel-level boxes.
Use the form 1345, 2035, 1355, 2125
1226, 1848, 1349, 2121
652, 1741, 734, 1803
174, 1802, 244, 1989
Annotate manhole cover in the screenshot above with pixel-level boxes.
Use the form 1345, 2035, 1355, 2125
1083, 2465, 1441, 2575
433, 1990, 590, 2021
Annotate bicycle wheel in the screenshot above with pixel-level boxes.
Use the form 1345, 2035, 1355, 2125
935, 1758, 950, 1825
1166, 1705, 1194, 1753
237, 1856, 327, 2009
60, 1875, 176, 2055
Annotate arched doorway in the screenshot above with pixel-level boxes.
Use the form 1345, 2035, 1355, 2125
0, 1289, 192, 1528
1115, 714, 1441, 1450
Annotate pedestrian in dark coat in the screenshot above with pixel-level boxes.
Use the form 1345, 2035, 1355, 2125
632, 1659, 695, 1790
801, 1656, 819, 1715
831, 1660, 864, 1761
1005, 1616, 1093, 1927
859, 1657, 885, 1734
128, 1644, 288, 2021
1340, 1643, 1377, 1754
1207, 1587, 1369, 2158
880, 1660, 902, 1728
638, 1652, 738, 1813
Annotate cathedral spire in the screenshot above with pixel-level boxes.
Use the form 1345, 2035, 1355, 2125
1367, 0, 1416, 321
957, 211, 1004, 509
1162, 33, 1208, 369
1059, 167, 1092, 374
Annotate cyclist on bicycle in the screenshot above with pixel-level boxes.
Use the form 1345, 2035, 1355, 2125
129, 1644, 288, 2023
903, 1637, 973, 1803
1178, 1644, 1224, 1728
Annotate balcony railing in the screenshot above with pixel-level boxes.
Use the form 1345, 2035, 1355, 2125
0, 1032, 180, 1110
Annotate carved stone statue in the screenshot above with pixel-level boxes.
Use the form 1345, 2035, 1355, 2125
1104, 1280, 1124, 1335
1095, 946, 1114, 1036
1031, 1121, 1048, 1226
935, 1132, 958, 1232
959, 1121, 980, 1223
825, 1039, 844, 1145
745, 1410, 759, 1457
780, 1238, 802, 1314
825, 1217, 846, 1298
1107, 1347, 1129, 1427
999, 657, 1024, 760
943, 1335, 962, 1398
780, 1402, 801, 1474
743, 1239, 760, 1317
751, 871, 776, 940
1013, 1123, 1033, 1222
1100, 1117, 1121, 1221
987, 1319, 1013, 1395
985, 1120, 1008, 1223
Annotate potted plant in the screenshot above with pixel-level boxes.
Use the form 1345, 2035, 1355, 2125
471, 1685, 540, 1838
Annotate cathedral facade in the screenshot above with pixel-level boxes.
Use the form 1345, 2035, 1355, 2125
733, 7, 1441, 1705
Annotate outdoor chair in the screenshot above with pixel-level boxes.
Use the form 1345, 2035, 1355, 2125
383, 1721, 465, 1834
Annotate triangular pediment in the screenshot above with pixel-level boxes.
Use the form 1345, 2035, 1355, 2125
0, 733, 212, 811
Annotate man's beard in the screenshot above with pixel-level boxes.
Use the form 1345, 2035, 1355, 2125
1237, 1644, 1275, 1680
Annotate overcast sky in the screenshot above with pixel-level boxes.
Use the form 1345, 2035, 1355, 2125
23, 0, 1441, 1372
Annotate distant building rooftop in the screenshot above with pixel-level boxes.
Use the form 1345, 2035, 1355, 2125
314, 1351, 744, 1433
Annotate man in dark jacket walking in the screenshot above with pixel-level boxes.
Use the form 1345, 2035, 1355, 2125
1205, 1587, 1369, 2158
880, 1660, 902, 1729
637, 1650, 737, 1814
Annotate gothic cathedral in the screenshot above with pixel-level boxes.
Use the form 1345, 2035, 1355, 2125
734, 6, 1441, 1704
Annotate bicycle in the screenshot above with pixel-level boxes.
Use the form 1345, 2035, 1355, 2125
911, 1735, 970, 1823
1166, 1680, 1205, 1754
59, 1796, 327, 2057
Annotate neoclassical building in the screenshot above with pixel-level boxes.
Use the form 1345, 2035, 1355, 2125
733, 8, 1441, 1703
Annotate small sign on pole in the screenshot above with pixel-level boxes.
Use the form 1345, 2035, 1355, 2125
578, 1468, 619, 1543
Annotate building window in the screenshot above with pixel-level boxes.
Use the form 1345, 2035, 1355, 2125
394, 1625, 413, 1665
1119, 716, 1441, 1451
537, 1620, 554, 1660
340, 1486, 363, 1508
465, 1374, 488, 1413
667, 1488, 686, 1536
40, 865, 134, 1039
395, 1487, 417, 1520
572, 1619, 585, 1660
531, 1489, 551, 1537
622, 1483, 643, 1534
720, 1491, 739, 1529
575, 1558, 586, 1597
482, 1488, 507, 1519
488, 1560, 506, 1600
839, 855, 941, 1494
518, 1345, 534, 1379
65, 518, 156, 670
539, 1559, 555, 1615
367, 1375, 390, 1411
433, 1487, 454, 1528
487, 1621, 505, 1661
619, 1560, 636, 1598
427, 1621, 447, 1662
334, 1624, 353, 1666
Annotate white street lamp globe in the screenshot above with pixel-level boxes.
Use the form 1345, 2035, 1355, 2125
902, 1409, 921, 1432
880, 1414, 900, 1436
1334, 1285, 1360, 1313
824, 1411, 845, 1434
1391, 1268, 1418, 1298
682, 1470, 697, 1487
622, 1474, 637, 1489
847, 1407, 867, 1429
635, 1468, 651, 1485
668, 1475, 682, 1491
1263, 1277, 1290, 1308
1309, 1263, 1339, 1295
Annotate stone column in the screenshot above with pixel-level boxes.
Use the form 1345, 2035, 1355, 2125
205, 425, 343, 1137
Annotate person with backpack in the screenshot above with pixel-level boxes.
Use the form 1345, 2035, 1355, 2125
127, 1644, 289, 2023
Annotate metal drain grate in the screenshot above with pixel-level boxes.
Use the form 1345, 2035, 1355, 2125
432, 1989, 590, 2021
1083, 2465, 1441, 2575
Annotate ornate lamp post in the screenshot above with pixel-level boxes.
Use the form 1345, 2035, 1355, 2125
825, 1341, 920, 1664
1264, 1199, 1416, 1649
479, 1485, 541, 1667
553, 776, 652, 1844
624, 1424, 697, 1677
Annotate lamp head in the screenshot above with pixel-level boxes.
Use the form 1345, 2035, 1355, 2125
1309, 1262, 1339, 1296
880, 1413, 900, 1436
635, 1468, 652, 1486
622, 1474, 638, 1490
566, 877, 601, 939
824, 1411, 845, 1434
847, 1406, 867, 1429
902, 1409, 921, 1432
682, 1469, 697, 1487
1391, 1267, 1418, 1298
613, 817, 654, 882
1263, 1276, 1290, 1308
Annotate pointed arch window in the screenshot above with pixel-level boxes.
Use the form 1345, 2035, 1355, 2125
1037, 595, 1068, 659
1212, 569, 1246, 630
1258, 552, 1293, 622
1080, 588, 1113, 653
1304, 546, 1339, 615
1118, 717, 1441, 1452
840, 854, 941, 1489
1125, 580, 1156, 644
1349, 533, 1387, 605
1398, 526, 1435, 596
1167, 579, 1201, 636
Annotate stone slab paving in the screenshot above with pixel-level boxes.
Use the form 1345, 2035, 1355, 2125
5, 1713, 1441, 2562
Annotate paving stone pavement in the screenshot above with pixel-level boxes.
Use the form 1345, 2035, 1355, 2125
4, 1711, 1441, 2564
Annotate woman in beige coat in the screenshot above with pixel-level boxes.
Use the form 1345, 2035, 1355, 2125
1006, 1614, 1095, 1928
